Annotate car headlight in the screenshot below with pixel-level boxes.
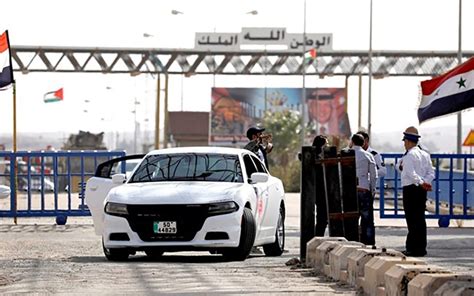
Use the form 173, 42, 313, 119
208, 201, 239, 216
104, 202, 128, 217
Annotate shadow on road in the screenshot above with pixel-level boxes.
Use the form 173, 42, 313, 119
68, 250, 296, 264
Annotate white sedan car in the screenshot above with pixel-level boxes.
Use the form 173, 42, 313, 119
85, 147, 286, 261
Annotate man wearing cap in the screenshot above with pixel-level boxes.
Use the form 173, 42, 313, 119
350, 133, 377, 245
244, 126, 272, 169
398, 126, 434, 257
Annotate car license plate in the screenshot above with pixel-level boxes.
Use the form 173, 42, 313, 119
153, 221, 177, 234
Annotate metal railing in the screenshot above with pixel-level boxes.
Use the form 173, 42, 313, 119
379, 153, 474, 220
0, 150, 126, 218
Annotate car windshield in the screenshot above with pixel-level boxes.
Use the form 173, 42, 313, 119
129, 153, 244, 183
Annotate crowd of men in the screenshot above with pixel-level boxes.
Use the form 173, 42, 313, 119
244, 125, 435, 257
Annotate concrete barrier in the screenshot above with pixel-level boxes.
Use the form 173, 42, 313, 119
328, 242, 365, 281
363, 256, 425, 296
305, 236, 347, 268
408, 274, 473, 296
433, 280, 474, 295
320, 241, 366, 278
347, 248, 404, 288
384, 264, 449, 296
313, 240, 348, 274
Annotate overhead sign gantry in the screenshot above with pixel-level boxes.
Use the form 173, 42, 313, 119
10, 46, 472, 77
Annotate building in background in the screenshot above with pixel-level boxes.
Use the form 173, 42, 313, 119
169, 112, 209, 147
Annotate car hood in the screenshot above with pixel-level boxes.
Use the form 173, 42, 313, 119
108, 181, 244, 204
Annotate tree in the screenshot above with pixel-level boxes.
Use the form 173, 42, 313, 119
262, 110, 306, 192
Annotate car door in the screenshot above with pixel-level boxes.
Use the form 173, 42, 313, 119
242, 154, 266, 236
85, 154, 145, 235
248, 154, 276, 240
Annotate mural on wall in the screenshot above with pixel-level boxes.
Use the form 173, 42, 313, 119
211, 87, 351, 145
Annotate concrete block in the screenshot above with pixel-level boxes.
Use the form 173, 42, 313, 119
314, 240, 348, 274
347, 248, 404, 287
339, 270, 348, 283
384, 264, 449, 296
408, 274, 473, 296
433, 280, 474, 296
357, 276, 365, 289
305, 236, 347, 268
376, 286, 386, 296
323, 264, 331, 277
363, 256, 425, 296
328, 242, 365, 280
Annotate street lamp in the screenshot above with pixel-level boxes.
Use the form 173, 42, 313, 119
132, 97, 140, 153
171, 9, 183, 15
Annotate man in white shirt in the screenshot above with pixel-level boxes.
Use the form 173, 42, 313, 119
357, 131, 387, 179
351, 134, 378, 245
398, 126, 434, 257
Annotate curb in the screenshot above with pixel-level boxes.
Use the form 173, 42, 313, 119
305, 236, 474, 295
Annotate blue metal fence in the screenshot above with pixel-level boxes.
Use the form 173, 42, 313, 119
0, 150, 126, 218
379, 153, 474, 221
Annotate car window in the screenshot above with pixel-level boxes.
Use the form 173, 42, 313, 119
250, 155, 267, 174
94, 155, 145, 178
130, 153, 243, 183
243, 154, 258, 179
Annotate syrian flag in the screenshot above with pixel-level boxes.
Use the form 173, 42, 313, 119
44, 88, 63, 103
418, 57, 474, 123
304, 48, 317, 63
0, 30, 14, 90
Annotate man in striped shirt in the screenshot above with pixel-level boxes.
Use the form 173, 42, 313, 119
350, 134, 378, 245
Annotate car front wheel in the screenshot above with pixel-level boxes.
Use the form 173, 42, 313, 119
263, 206, 285, 256
103, 239, 129, 261
222, 207, 256, 261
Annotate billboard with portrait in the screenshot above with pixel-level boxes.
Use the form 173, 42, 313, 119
210, 87, 350, 146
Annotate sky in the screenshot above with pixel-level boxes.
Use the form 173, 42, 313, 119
0, 0, 473, 151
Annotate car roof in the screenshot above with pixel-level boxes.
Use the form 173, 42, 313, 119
146, 146, 249, 156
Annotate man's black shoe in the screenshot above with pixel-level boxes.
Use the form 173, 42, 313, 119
402, 250, 426, 257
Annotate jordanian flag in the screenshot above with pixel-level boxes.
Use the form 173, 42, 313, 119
304, 48, 317, 63
0, 30, 14, 89
419, 57, 474, 123
44, 88, 63, 103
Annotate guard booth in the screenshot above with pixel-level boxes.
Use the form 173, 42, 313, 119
300, 146, 358, 261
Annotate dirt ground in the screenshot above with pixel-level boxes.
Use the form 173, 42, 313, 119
0, 194, 357, 295
1, 194, 473, 294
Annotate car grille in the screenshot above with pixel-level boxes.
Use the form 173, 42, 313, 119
126, 204, 210, 242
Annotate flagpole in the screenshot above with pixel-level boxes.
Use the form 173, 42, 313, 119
456, 0, 462, 168
6, 29, 18, 224
367, 0, 373, 138
300, 0, 307, 146
13, 82, 17, 224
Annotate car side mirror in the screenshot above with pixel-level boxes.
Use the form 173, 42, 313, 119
250, 172, 268, 184
112, 174, 126, 185
0, 185, 10, 198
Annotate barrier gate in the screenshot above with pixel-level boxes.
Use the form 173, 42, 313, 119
0, 150, 126, 219
379, 153, 474, 223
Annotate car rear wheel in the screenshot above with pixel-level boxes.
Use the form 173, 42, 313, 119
263, 206, 285, 256
103, 239, 129, 261
222, 207, 256, 261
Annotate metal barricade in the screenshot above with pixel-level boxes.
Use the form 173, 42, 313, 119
379, 153, 474, 223
0, 150, 126, 218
